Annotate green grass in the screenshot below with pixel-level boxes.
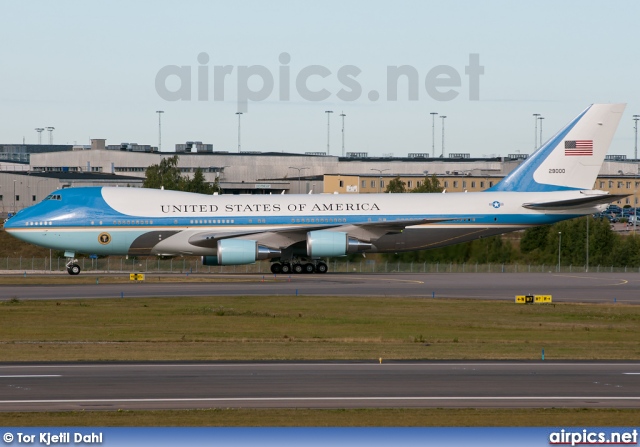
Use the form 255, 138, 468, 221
2, 295, 639, 426
0, 408, 638, 427
1, 296, 639, 361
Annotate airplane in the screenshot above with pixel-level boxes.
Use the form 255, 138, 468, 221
3, 103, 627, 275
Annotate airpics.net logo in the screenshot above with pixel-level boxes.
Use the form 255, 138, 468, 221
155, 53, 484, 112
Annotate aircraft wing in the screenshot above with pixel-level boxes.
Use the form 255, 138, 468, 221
187, 217, 454, 249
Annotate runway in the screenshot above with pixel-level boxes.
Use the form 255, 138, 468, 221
1, 362, 639, 411
1, 272, 640, 304
2, 274, 638, 412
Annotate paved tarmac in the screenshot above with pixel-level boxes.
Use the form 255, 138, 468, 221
1, 272, 639, 304
2, 273, 638, 412
1, 362, 639, 411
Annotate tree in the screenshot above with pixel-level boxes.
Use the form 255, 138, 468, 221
184, 168, 219, 194
385, 176, 407, 193
143, 155, 184, 190
411, 174, 443, 193
143, 156, 220, 194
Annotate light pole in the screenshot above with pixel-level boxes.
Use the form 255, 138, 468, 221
289, 167, 309, 194
633, 115, 639, 160
236, 112, 243, 153
35, 128, 44, 144
371, 168, 389, 193
339, 112, 346, 157
156, 111, 164, 151
538, 116, 544, 146
586, 215, 589, 272
430, 112, 438, 157
440, 115, 447, 157
325, 110, 333, 154
46, 127, 55, 144
558, 231, 562, 272
533, 113, 540, 149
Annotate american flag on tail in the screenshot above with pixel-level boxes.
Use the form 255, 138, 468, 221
564, 140, 593, 156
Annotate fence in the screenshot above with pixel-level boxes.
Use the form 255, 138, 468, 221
2, 257, 640, 274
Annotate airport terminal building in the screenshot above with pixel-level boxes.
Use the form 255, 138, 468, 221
1, 139, 639, 217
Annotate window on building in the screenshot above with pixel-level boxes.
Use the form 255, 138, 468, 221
339, 180, 344, 187
371, 180, 376, 188
462, 181, 467, 188
417, 181, 421, 187
407, 181, 412, 188
626, 198, 630, 204
453, 181, 458, 188
489, 181, 494, 187
380, 180, 385, 188
15, 195, 19, 202
444, 181, 448, 188
618, 181, 623, 188
32, 195, 36, 202
480, 181, 485, 188
0, 195, 3, 201
361, 180, 366, 188
599, 181, 605, 189
471, 181, 476, 188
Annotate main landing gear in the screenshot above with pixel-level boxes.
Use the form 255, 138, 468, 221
270, 258, 328, 274
66, 258, 81, 275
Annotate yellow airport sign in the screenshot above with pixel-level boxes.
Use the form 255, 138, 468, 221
130, 273, 145, 281
515, 295, 552, 304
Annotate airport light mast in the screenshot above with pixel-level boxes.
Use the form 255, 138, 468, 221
156, 111, 164, 151
236, 112, 243, 153
35, 128, 44, 144
538, 116, 544, 146
325, 110, 333, 154
371, 168, 389, 193
430, 112, 438, 157
339, 112, 346, 157
633, 115, 639, 160
289, 166, 309, 194
533, 113, 540, 149
46, 127, 55, 144
439, 115, 447, 157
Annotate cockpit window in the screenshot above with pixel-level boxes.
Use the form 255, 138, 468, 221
44, 194, 62, 201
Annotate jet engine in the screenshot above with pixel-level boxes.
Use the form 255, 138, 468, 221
306, 231, 372, 257
202, 239, 281, 266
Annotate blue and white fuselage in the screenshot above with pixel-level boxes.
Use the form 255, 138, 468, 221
3, 103, 627, 274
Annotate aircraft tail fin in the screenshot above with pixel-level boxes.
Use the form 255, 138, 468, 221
488, 104, 626, 192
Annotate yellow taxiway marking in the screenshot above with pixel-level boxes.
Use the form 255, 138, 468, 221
218, 274, 425, 285
553, 274, 628, 286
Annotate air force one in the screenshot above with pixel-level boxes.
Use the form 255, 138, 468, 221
4, 104, 627, 275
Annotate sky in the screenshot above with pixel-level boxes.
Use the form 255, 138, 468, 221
1, 0, 639, 158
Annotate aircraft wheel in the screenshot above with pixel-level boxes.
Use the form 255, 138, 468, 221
280, 263, 291, 274
315, 262, 328, 274
293, 264, 304, 274
67, 264, 81, 275
270, 263, 282, 274
303, 263, 315, 274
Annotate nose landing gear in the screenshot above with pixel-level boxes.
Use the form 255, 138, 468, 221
65, 255, 81, 275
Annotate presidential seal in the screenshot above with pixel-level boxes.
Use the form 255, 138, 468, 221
98, 232, 112, 245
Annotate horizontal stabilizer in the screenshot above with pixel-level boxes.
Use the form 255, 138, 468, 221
522, 193, 629, 210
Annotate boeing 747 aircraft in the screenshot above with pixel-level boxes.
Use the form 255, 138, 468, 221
4, 104, 627, 275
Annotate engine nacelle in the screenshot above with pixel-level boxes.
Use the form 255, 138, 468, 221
306, 231, 372, 257
202, 239, 281, 266
202, 256, 219, 266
